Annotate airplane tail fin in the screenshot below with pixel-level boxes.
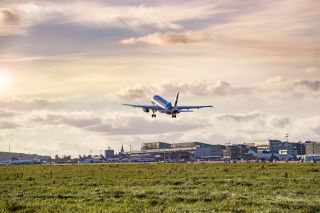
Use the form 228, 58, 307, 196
174, 92, 179, 107
100, 154, 106, 161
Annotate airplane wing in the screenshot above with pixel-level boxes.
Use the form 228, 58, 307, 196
177, 105, 213, 110
178, 110, 194, 112
123, 104, 162, 111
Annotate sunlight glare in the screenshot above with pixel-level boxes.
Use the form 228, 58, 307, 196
0, 72, 11, 89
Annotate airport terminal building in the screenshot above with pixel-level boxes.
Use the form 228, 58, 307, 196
127, 142, 225, 161
125, 140, 319, 162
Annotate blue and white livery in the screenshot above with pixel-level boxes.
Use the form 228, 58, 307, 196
123, 92, 213, 118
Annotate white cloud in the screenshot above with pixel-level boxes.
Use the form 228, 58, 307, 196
208, 111, 310, 142
214, 111, 290, 132
216, 111, 263, 122
117, 85, 154, 101
0, 2, 60, 36
116, 76, 320, 101
0, 1, 216, 36
295, 116, 320, 136
305, 66, 320, 74
0, 0, 319, 156
0, 98, 65, 111
0, 121, 20, 129
0, 110, 16, 118
30, 111, 207, 135
120, 32, 208, 45
0, 94, 319, 155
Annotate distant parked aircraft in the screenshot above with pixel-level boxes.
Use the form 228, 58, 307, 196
12, 156, 40, 165
78, 155, 104, 163
0, 160, 12, 165
129, 156, 156, 162
246, 150, 294, 160
123, 92, 213, 118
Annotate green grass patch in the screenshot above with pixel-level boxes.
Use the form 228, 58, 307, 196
0, 163, 319, 212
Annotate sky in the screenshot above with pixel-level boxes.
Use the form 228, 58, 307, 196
0, 0, 319, 156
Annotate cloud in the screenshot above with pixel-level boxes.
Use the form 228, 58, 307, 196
309, 117, 320, 135
216, 111, 262, 122
0, 9, 19, 25
0, 8, 25, 36
117, 79, 252, 100
216, 111, 290, 128
0, 3, 59, 36
295, 80, 320, 92
295, 116, 320, 135
210, 111, 292, 141
120, 32, 208, 45
31, 112, 206, 135
0, 121, 20, 129
117, 76, 320, 101
117, 85, 154, 101
305, 66, 320, 74
0, 0, 319, 156
33, 113, 102, 128
0, 110, 16, 118
0, 1, 216, 36
266, 115, 290, 128
0, 98, 65, 111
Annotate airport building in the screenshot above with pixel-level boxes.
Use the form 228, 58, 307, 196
284, 143, 303, 156
126, 140, 314, 162
255, 140, 289, 154
269, 140, 284, 154
211, 145, 226, 158
292, 142, 306, 155
222, 144, 254, 160
142, 142, 171, 150
104, 149, 115, 158
255, 140, 272, 153
0, 152, 50, 161
305, 141, 320, 155
254, 140, 307, 157
223, 145, 240, 159
127, 142, 225, 161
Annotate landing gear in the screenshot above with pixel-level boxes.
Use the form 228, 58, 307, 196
172, 114, 177, 118
152, 111, 156, 118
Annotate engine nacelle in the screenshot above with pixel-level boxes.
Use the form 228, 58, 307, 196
143, 108, 150, 113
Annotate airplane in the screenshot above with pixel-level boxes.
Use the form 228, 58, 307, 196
246, 150, 294, 161
78, 155, 104, 164
123, 92, 213, 118
0, 160, 12, 165
129, 156, 156, 162
12, 156, 41, 165
100, 154, 118, 162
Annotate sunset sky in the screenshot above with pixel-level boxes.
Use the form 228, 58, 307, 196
0, 0, 319, 156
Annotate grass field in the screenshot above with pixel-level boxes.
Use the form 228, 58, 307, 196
0, 163, 320, 212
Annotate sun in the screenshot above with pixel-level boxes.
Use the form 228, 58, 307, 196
0, 72, 11, 89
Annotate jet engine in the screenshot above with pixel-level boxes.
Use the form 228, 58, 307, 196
143, 108, 150, 113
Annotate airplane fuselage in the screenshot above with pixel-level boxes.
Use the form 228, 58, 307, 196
151, 95, 179, 115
